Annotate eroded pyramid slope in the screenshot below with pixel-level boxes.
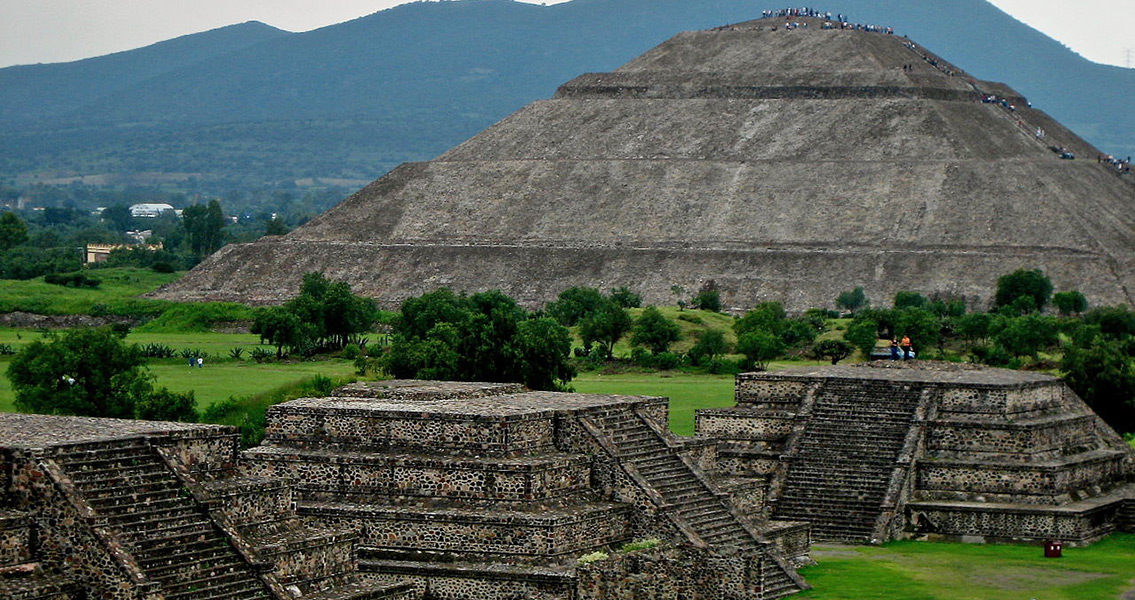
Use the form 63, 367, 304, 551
155, 16, 1135, 310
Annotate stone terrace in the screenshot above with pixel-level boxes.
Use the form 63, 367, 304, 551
245, 380, 808, 599
697, 362, 1135, 545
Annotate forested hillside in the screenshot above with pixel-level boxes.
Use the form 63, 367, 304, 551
1, 0, 1131, 195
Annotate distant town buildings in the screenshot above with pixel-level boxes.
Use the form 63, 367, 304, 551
85, 241, 163, 264
128, 203, 178, 218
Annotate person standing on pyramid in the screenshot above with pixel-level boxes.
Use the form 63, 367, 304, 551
901, 335, 912, 360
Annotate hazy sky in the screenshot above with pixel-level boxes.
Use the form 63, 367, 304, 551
0, 0, 1132, 69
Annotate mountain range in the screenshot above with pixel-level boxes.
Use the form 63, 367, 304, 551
1, 0, 1132, 191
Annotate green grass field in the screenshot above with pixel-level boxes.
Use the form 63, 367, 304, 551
798, 535, 1135, 600
573, 371, 735, 436
0, 351, 357, 413
0, 268, 179, 316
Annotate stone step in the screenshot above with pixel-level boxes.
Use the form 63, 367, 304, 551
65, 464, 171, 486
122, 521, 214, 548
81, 482, 182, 506
150, 556, 247, 583
654, 479, 706, 498
630, 454, 681, 472
135, 543, 234, 570
108, 510, 208, 534
56, 450, 163, 470
784, 471, 892, 485
162, 573, 269, 600
644, 469, 698, 487
54, 441, 151, 461
88, 494, 196, 516
299, 579, 416, 600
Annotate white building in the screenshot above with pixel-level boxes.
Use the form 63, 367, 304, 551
128, 203, 176, 218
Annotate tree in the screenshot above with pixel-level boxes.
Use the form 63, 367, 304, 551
546, 287, 606, 326
734, 302, 816, 349
136, 389, 198, 423
265, 217, 290, 236
608, 287, 641, 309
101, 204, 134, 233
182, 199, 227, 259
1083, 306, 1135, 339
579, 301, 632, 357
813, 339, 854, 365
689, 329, 729, 365
893, 291, 927, 310
994, 313, 1058, 359
836, 287, 868, 313
845, 318, 880, 359
0, 211, 29, 251
692, 289, 722, 312
1061, 339, 1135, 434
736, 330, 785, 371
955, 312, 993, 343
994, 269, 1053, 312
517, 317, 575, 391
893, 308, 941, 353
6, 327, 153, 418
1052, 291, 1088, 316
281, 272, 375, 351
631, 307, 682, 355
250, 306, 309, 358
734, 302, 787, 338
385, 288, 574, 390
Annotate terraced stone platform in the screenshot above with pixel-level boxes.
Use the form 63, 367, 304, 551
245, 380, 808, 599
697, 362, 1135, 545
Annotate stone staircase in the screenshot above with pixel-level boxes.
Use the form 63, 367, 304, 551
1119, 498, 1135, 533
52, 439, 274, 600
771, 380, 923, 543
586, 407, 804, 599
0, 511, 77, 600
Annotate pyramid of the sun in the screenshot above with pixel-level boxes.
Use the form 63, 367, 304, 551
153, 16, 1135, 311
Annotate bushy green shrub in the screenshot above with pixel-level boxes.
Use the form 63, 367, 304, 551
44, 271, 101, 288
140, 343, 176, 358
577, 551, 609, 565
620, 538, 661, 552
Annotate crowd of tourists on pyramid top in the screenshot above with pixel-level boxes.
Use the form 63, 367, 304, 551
762, 8, 894, 34
762, 7, 842, 20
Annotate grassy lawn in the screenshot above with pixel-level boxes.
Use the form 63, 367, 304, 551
572, 361, 825, 435
0, 353, 357, 412
573, 371, 735, 436
0, 268, 180, 316
147, 359, 357, 410
798, 535, 1135, 600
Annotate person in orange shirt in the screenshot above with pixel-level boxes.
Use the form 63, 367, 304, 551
900, 335, 912, 360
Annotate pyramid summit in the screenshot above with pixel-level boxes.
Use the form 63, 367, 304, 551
154, 14, 1135, 311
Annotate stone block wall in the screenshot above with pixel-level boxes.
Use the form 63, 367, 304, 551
575, 545, 778, 600
927, 414, 1098, 462
916, 452, 1130, 504
305, 502, 632, 562
264, 404, 555, 456
906, 501, 1122, 546
734, 376, 811, 408
366, 563, 573, 600
936, 383, 1063, 418
0, 510, 32, 567
243, 448, 591, 502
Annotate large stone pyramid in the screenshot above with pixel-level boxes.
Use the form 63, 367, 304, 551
154, 15, 1135, 311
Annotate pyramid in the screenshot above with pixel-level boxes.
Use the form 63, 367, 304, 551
153, 16, 1135, 311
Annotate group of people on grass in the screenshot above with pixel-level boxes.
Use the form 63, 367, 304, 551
890, 336, 914, 360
